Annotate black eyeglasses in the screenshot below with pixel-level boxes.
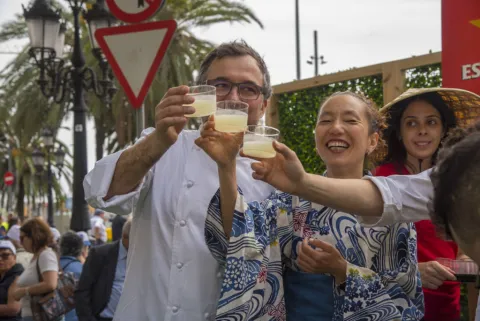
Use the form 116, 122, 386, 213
206, 79, 264, 100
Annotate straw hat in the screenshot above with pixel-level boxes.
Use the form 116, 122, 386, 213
372, 87, 480, 164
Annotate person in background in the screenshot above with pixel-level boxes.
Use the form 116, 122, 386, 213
5, 219, 33, 270
0, 218, 7, 239
6, 240, 32, 271
60, 232, 85, 321
5, 219, 19, 245
76, 232, 91, 261
75, 219, 131, 321
90, 210, 107, 246
12, 218, 59, 321
0, 240, 23, 321
373, 88, 473, 321
110, 215, 126, 242
50, 227, 61, 244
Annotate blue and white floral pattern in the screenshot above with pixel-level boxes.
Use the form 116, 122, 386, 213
205, 189, 424, 320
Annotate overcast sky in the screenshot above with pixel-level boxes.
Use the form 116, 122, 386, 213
0, 0, 442, 194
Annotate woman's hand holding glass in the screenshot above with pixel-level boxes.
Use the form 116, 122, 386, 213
195, 116, 244, 169
242, 141, 308, 195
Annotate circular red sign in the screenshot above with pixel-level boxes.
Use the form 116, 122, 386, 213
106, 0, 166, 24
3, 172, 14, 186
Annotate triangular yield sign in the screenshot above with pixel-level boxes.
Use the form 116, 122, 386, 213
95, 20, 177, 109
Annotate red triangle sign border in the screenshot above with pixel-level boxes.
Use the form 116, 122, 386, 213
95, 20, 177, 109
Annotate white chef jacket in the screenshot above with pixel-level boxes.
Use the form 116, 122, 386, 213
357, 169, 433, 227
83, 128, 275, 321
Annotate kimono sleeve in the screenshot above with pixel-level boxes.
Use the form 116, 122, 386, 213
204, 188, 293, 266
337, 223, 424, 321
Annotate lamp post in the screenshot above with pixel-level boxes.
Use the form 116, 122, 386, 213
31, 133, 66, 227
23, 0, 117, 231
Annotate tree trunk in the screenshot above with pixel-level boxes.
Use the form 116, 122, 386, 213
95, 116, 106, 161
16, 176, 24, 220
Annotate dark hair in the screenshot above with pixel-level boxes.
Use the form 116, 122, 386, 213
318, 91, 387, 169
430, 121, 480, 241
20, 217, 54, 253
59, 232, 84, 258
7, 217, 18, 231
382, 92, 457, 172
196, 40, 272, 99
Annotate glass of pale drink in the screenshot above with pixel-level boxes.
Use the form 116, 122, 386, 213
215, 100, 249, 133
243, 125, 280, 158
185, 85, 216, 117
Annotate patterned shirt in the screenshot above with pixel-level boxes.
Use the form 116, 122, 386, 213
205, 189, 425, 320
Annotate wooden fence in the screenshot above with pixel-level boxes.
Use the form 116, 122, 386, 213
266, 51, 441, 128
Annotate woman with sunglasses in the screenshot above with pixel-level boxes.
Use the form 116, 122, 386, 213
11, 218, 60, 321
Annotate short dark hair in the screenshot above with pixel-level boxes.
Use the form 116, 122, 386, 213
59, 232, 84, 258
430, 121, 480, 241
20, 218, 53, 253
196, 40, 272, 99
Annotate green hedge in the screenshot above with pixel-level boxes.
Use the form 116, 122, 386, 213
278, 63, 471, 321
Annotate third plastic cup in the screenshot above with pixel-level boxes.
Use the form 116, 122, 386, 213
243, 125, 280, 158
215, 100, 249, 133
184, 85, 216, 118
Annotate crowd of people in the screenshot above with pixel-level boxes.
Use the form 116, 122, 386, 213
82, 40, 480, 321
0, 39, 478, 321
0, 211, 131, 321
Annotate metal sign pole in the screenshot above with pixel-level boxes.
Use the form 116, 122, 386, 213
136, 104, 145, 139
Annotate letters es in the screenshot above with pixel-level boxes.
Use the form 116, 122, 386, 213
462, 62, 480, 80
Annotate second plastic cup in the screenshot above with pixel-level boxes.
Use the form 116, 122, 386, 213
215, 100, 249, 133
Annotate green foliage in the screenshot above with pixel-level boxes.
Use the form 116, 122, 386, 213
277, 64, 442, 175
406, 63, 442, 89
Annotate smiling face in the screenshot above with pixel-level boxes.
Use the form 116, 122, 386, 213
315, 95, 379, 177
399, 100, 444, 163
205, 55, 268, 126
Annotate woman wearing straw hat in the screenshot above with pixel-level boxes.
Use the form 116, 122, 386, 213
373, 88, 475, 321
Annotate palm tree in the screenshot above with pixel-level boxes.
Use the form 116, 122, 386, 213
0, 0, 263, 215
0, 1, 73, 217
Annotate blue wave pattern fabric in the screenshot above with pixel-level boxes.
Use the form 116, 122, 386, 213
205, 189, 424, 321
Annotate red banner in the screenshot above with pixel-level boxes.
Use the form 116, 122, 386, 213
442, 0, 480, 94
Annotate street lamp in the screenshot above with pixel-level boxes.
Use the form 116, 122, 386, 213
54, 147, 66, 170
23, 0, 118, 231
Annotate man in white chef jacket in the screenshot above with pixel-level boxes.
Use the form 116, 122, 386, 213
83, 41, 275, 321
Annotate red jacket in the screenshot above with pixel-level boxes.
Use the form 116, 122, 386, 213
375, 163, 460, 321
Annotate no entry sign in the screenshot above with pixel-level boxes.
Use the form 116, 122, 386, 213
106, 0, 166, 23
3, 172, 14, 186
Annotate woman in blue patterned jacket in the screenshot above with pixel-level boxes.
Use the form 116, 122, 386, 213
195, 91, 424, 321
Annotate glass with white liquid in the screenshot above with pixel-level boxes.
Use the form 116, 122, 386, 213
243, 125, 280, 158
185, 85, 216, 118
215, 100, 249, 133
